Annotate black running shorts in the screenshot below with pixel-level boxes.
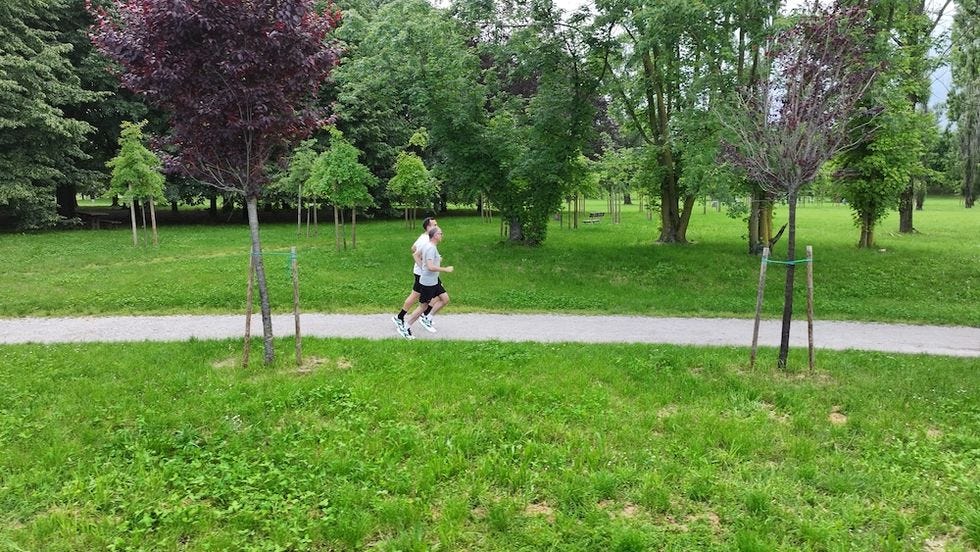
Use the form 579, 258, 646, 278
419, 282, 446, 304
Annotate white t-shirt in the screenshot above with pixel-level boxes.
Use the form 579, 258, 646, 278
411, 232, 430, 276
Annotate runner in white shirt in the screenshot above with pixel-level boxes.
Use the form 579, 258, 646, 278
402, 226, 453, 337
392, 217, 438, 339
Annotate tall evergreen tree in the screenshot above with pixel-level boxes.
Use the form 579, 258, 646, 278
0, 0, 98, 230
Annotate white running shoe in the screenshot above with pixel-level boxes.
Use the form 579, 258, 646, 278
419, 314, 437, 333
392, 316, 412, 339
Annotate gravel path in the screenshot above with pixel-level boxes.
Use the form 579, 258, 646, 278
1, 314, 977, 357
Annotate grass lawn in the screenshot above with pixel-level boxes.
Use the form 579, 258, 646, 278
1, 339, 978, 551
1, 196, 977, 326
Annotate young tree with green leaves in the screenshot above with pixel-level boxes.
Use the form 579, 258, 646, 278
387, 151, 439, 230
273, 139, 319, 236
307, 128, 377, 250
106, 120, 165, 246
838, 97, 935, 247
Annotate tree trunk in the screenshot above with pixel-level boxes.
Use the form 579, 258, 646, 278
129, 189, 138, 247
964, 127, 976, 207
149, 197, 158, 246
508, 215, 523, 241
748, 189, 774, 254
341, 209, 347, 250
573, 193, 579, 229
623, 193, 632, 205
914, 187, 925, 210
777, 191, 798, 370
297, 184, 303, 236
333, 204, 340, 251
858, 213, 874, 248
246, 196, 274, 364
170, 201, 178, 213
898, 182, 914, 233
56, 184, 78, 217
352, 208, 357, 249
209, 194, 218, 219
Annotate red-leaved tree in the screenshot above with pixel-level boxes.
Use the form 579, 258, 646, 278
721, 2, 880, 369
90, 0, 340, 364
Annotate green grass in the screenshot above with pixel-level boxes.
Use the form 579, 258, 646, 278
1, 339, 978, 550
2, 197, 977, 325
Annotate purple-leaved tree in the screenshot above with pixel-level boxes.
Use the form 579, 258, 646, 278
721, 2, 880, 369
90, 0, 340, 364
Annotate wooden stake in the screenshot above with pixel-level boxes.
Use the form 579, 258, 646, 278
243, 253, 255, 368
750, 247, 770, 368
806, 245, 815, 371
291, 247, 302, 367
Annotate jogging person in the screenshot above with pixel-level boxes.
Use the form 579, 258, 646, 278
402, 226, 452, 337
393, 217, 438, 338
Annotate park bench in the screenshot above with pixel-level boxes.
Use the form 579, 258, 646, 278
78, 211, 123, 229
583, 211, 605, 224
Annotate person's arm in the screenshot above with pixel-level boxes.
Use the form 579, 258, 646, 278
425, 257, 453, 273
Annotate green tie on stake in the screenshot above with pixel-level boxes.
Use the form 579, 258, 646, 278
750, 245, 816, 371
763, 257, 813, 265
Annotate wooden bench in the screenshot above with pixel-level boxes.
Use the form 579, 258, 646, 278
583, 211, 605, 224
78, 211, 123, 229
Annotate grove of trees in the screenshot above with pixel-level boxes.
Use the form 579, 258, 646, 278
0, 0, 972, 249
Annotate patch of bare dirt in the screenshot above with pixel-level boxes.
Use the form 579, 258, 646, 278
761, 401, 790, 424
922, 536, 949, 551
211, 355, 240, 369
524, 502, 555, 523
828, 406, 848, 425
620, 503, 641, 518
664, 514, 689, 532
657, 405, 679, 419
926, 428, 943, 439
598, 500, 642, 519
470, 506, 487, 520
686, 511, 722, 533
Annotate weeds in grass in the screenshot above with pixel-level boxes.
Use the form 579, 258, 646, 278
0, 339, 977, 549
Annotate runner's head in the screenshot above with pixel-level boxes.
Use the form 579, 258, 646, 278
428, 226, 443, 242
422, 217, 437, 230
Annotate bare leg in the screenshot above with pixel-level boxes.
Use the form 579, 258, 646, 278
401, 291, 421, 312
428, 293, 450, 316
405, 301, 428, 327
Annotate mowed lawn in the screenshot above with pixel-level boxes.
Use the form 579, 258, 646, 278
1, 340, 978, 551
1, 198, 977, 550
0, 197, 976, 325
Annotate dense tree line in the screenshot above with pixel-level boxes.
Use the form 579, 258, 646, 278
0, 0, 970, 248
